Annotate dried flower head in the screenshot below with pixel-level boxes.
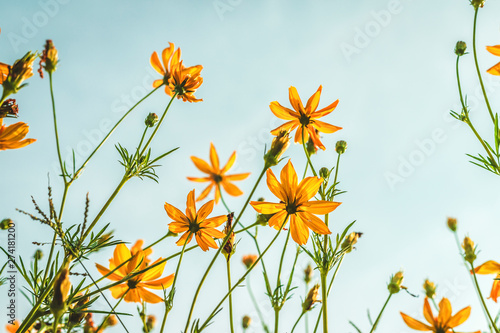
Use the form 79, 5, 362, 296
264, 130, 290, 168
342, 232, 362, 253
303, 284, 321, 312
222, 212, 236, 261
39, 39, 58, 77
0, 99, 19, 118
50, 267, 71, 318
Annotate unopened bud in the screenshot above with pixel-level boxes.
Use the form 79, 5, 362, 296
146, 315, 156, 332
470, 0, 485, 9
264, 130, 290, 168
319, 167, 329, 180
303, 284, 321, 312
0, 218, 12, 230
34, 249, 43, 260
242, 315, 251, 329
50, 267, 71, 318
222, 213, 235, 261
387, 271, 404, 294
306, 136, 317, 155
342, 232, 362, 253
145, 113, 159, 127
447, 217, 457, 232
304, 264, 313, 284
2, 51, 36, 97
242, 254, 258, 269
462, 236, 476, 264
335, 140, 347, 154
423, 279, 436, 299
106, 315, 118, 327
455, 41, 467, 56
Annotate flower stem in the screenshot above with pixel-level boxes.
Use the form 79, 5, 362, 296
219, 184, 232, 213
472, 7, 495, 124
183, 166, 267, 332
73, 86, 161, 180
369, 293, 392, 333
291, 311, 305, 333
96, 290, 128, 333
470, 263, 500, 333
226, 259, 235, 333
247, 277, 271, 333
48, 72, 66, 183
274, 229, 291, 333
301, 126, 317, 177
321, 271, 329, 333
160, 232, 191, 333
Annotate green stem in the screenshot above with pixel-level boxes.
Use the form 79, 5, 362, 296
472, 7, 495, 123
183, 167, 267, 332
274, 310, 280, 333
369, 294, 392, 333
321, 272, 329, 333
159, 232, 191, 333
291, 312, 305, 333
96, 290, 128, 333
73, 86, 161, 180
274, 229, 291, 333
227, 259, 235, 333
247, 277, 271, 333
48, 72, 66, 183
470, 263, 500, 333
219, 184, 232, 213
301, 126, 317, 177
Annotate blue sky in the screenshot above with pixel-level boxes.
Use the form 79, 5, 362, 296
1, 0, 500, 332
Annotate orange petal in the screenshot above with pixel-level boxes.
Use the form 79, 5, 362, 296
310, 100, 339, 118
202, 228, 226, 239
141, 258, 166, 282
169, 222, 189, 233
225, 172, 250, 181
271, 121, 299, 136
141, 273, 175, 290
221, 180, 243, 197
290, 214, 309, 245
153, 79, 163, 88
176, 232, 193, 247
490, 277, 500, 302
191, 156, 214, 174
186, 176, 211, 183
423, 298, 435, 325
199, 231, 219, 249
447, 306, 471, 328
209, 143, 220, 171
250, 201, 284, 215
161, 43, 175, 69
487, 62, 500, 76
150, 51, 165, 75
400, 312, 433, 331
438, 298, 452, 324
95, 263, 123, 281
270, 101, 299, 120
297, 212, 331, 235
164, 202, 189, 224
199, 214, 227, 228
474, 261, 500, 274
280, 160, 298, 199
196, 184, 214, 202
305, 85, 322, 114
265, 168, 287, 202
313, 120, 342, 134
221, 151, 237, 174
214, 185, 221, 204
268, 210, 288, 230
195, 232, 210, 251
137, 286, 163, 304
296, 177, 323, 203
301, 201, 341, 215
197, 200, 215, 221
288, 86, 305, 113
124, 288, 141, 303
110, 283, 129, 300
486, 45, 500, 56
186, 189, 197, 221
113, 244, 132, 276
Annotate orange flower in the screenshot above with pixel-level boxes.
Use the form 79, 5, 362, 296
0, 62, 9, 84
486, 45, 500, 75
131, 239, 152, 264
474, 260, 500, 302
187, 143, 250, 203
242, 254, 258, 269
250, 160, 340, 245
6, 320, 32, 332
165, 189, 227, 251
150, 43, 203, 102
270, 86, 341, 150
0, 119, 36, 151
96, 243, 174, 303
400, 297, 480, 333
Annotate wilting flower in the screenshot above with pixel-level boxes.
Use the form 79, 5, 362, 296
50, 267, 71, 319
2, 51, 36, 97
401, 297, 480, 333
222, 212, 235, 261
486, 45, 500, 76
242, 254, 258, 269
165, 189, 227, 251
188, 143, 250, 203
0, 119, 36, 151
0, 99, 19, 118
38, 39, 58, 77
302, 284, 321, 312
270, 86, 342, 150
96, 243, 174, 303
250, 160, 340, 245
474, 260, 500, 302
150, 43, 203, 102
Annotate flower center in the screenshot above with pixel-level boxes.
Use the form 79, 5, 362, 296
188, 220, 200, 233
212, 174, 223, 184
285, 202, 298, 215
299, 112, 311, 126
127, 279, 139, 289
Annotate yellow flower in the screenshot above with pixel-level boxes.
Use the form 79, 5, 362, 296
486, 45, 500, 75
130, 239, 152, 264
250, 160, 340, 245
2, 51, 36, 97
187, 143, 250, 203
270, 86, 342, 150
0, 119, 36, 151
401, 297, 480, 333
164, 189, 227, 251
474, 260, 500, 302
96, 243, 174, 303
150, 43, 203, 102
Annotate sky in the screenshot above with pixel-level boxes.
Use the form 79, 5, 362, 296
1, 0, 500, 332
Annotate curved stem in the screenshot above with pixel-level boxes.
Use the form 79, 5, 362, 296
291, 312, 305, 333
73, 86, 161, 180
470, 263, 500, 333
183, 167, 267, 332
226, 259, 235, 333
274, 229, 291, 333
48, 73, 66, 183
472, 8, 495, 123
247, 277, 271, 333
369, 294, 392, 333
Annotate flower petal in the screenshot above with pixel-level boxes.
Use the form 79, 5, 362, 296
271, 121, 299, 136
266, 168, 286, 201
150, 51, 165, 75
110, 283, 129, 300
301, 201, 341, 214
221, 151, 237, 174
486, 45, 500, 56
186, 190, 197, 221
290, 214, 309, 245
196, 184, 214, 202
288, 86, 305, 113
305, 86, 322, 114
225, 173, 251, 181
200, 214, 227, 228
197, 200, 215, 221
169, 222, 189, 233
113, 244, 132, 276
95, 263, 123, 281
176, 232, 193, 247
191, 156, 214, 174
141, 273, 175, 290
474, 261, 500, 275
186, 176, 211, 182
280, 160, 298, 200
270, 101, 299, 120
487, 62, 500, 76
312, 120, 342, 134
250, 201, 284, 215
490, 276, 500, 302
310, 100, 339, 118
141, 258, 166, 281
438, 298, 452, 324
221, 180, 243, 196
447, 306, 471, 328
400, 312, 433, 331
209, 143, 220, 171
297, 212, 331, 235
268, 210, 287, 230
423, 298, 435, 325
137, 286, 163, 304
164, 202, 189, 224
296, 176, 323, 203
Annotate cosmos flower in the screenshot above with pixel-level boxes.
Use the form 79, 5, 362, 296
188, 143, 250, 203
270, 86, 341, 150
486, 45, 500, 75
0, 119, 36, 151
474, 260, 500, 302
165, 189, 227, 251
250, 160, 340, 245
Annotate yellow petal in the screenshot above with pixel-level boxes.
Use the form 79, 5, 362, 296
176, 232, 193, 247
490, 277, 500, 302
195, 232, 209, 251
186, 190, 197, 221
486, 45, 500, 56
268, 210, 287, 230
290, 214, 309, 245
113, 244, 132, 276
221, 151, 237, 174
447, 306, 471, 328
196, 184, 214, 202
312, 120, 342, 134
202, 228, 226, 239
305, 85, 322, 114
95, 263, 123, 281
301, 201, 341, 214
400, 312, 433, 331
487, 62, 500, 76
191, 156, 214, 174
161, 43, 175, 69
280, 160, 298, 200
164, 202, 189, 224
297, 212, 331, 235
124, 288, 141, 303
270, 101, 299, 120
221, 180, 243, 197
438, 298, 452, 323
199, 215, 227, 228
137, 286, 163, 304
110, 283, 129, 300
141, 273, 174, 290
296, 177, 323, 203
474, 260, 500, 274
423, 298, 435, 325
310, 100, 339, 118
169, 222, 189, 233
150, 51, 165, 75
197, 200, 215, 221
288, 86, 305, 113
141, 258, 166, 281
250, 201, 284, 215
186, 176, 211, 183
225, 172, 251, 181
209, 142, 220, 171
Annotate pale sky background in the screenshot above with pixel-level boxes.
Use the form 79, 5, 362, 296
1, 0, 500, 332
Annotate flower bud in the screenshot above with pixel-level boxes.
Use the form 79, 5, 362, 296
455, 41, 467, 56
0, 99, 19, 118
84, 313, 96, 333
387, 271, 404, 294
106, 315, 118, 327
145, 315, 156, 332
423, 279, 436, 299
242, 315, 251, 329
264, 130, 290, 168
50, 267, 71, 319
304, 264, 313, 284
341, 232, 362, 253
462, 236, 476, 264
306, 136, 318, 155
69, 295, 89, 325
222, 213, 235, 261
335, 140, 347, 154
34, 249, 43, 260
145, 113, 159, 127
0, 218, 12, 230
242, 254, 258, 269
2, 51, 36, 97
447, 217, 457, 232
470, 0, 485, 9
39, 39, 58, 77
319, 167, 329, 179
302, 284, 321, 312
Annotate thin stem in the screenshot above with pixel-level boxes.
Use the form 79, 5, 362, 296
183, 167, 267, 332
274, 229, 291, 333
96, 290, 128, 333
219, 184, 232, 213
470, 263, 500, 333
369, 293, 392, 333
291, 312, 305, 333
160, 232, 191, 333
73, 86, 161, 180
247, 277, 271, 333
275, 310, 280, 333
472, 7, 495, 123
321, 272, 329, 333
48, 72, 66, 183
227, 259, 235, 333
301, 126, 317, 177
